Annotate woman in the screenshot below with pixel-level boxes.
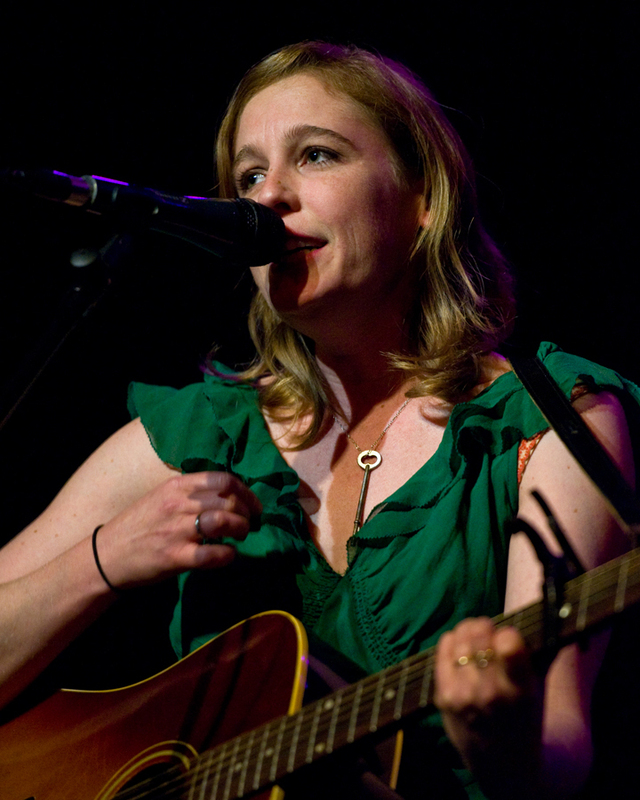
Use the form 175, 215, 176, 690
0, 42, 636, 798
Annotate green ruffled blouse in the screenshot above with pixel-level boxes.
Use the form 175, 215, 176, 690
128, 342, 640, 798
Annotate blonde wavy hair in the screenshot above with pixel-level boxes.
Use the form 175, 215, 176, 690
214, 41, 515, 445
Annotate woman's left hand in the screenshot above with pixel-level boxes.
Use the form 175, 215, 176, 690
434, 616, 544, 795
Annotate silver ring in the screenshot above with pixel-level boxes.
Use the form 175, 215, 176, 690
195, 513, 203, 539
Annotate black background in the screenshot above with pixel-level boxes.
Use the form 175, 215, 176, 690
0, 2, 639, 747
1, 2, 638, 538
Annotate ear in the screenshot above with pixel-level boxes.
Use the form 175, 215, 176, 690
408, 177, 429, 229
416, 194, 430, 229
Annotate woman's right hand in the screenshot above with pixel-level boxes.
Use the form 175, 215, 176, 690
0, 419, 263, 708
92, 470, 263, 591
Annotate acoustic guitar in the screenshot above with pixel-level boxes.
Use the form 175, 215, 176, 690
2, 546, 640, 800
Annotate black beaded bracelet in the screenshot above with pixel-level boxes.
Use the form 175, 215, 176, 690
92, 525, 123, 594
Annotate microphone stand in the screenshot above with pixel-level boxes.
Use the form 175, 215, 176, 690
0, 232, 133, 435
0, 169, 284, 435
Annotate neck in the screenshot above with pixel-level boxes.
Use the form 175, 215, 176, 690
315, 350, 411, 426
292, 286, 414, 389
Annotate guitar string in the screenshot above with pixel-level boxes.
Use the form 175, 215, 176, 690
109, 654, 440, 800
108, 645, 441, 800
132, 630, 519, 799
109, 550, 639, 800
152, 621, 525, 800
114, 562, 630, 800
113, 572, 631, 800
113, 597, 590, 800
118, 552, 639, 797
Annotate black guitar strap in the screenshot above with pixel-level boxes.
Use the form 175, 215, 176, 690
510, 355, 640, 542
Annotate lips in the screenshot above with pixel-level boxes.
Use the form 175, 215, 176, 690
281, 233, 327, 259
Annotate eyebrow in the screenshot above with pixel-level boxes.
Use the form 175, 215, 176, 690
233, 124, 356, 170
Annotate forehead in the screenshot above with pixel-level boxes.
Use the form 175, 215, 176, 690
234, 73, 384, 152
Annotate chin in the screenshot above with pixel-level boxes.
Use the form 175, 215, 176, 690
261, 260, 321, 313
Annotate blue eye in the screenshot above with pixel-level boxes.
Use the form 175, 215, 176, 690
305, 147, 336, 165
246, 172, 265, 186
234, 145, 339, 194
236, 170, 265, 194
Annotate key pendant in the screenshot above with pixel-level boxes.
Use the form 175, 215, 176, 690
353, 450, 382, 534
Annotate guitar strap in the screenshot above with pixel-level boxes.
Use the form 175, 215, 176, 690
510, 355, 640, 543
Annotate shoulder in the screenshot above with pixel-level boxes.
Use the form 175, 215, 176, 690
508, 388, 634, 614
515, 344, 638, 527
466, 343, 640, 441
129, 372, 263, 468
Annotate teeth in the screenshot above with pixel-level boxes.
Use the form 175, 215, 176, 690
285, 240, 324, 253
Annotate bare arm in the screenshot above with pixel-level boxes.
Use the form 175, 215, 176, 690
0, 418, 261, 709
435, 390, 634, 798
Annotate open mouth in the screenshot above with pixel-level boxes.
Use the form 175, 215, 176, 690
284, 245, 323, 257
281, 236, 327, 260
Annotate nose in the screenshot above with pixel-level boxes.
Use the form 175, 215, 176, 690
255, 168, 300, 214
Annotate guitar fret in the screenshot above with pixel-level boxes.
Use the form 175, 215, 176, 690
188, 754, 212, 800
237, 728, 256, 797
418, 661, 432, 708
576, 572, 592, 631
287, 707, 304, 772
394, 662, 409, 720
210, 742, 227, 800
615, 555, 630, 613
13, 554, 640, 800
199, 745, 218, 800
512, 607, 526, 632
186, 755, 198, 800
222, 736, 241, 800
306, 699, 323, 763
327, 689, 343, 753
370, 673, 386, 732
347, 682, 363, 743
269, 715, 288, 782
253, 721, 272, 791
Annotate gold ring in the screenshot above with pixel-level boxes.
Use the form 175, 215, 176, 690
475, 649, 495, 668
455, 648, 495, 668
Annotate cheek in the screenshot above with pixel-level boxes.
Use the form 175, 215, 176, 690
313, 185, 384, 251
354, 191, 418, 260
376, 183, 424, 251
351, 165, 417, 228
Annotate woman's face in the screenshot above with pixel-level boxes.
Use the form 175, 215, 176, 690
233, 74, 427, 335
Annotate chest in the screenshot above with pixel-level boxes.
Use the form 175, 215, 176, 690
267, 405, 448, 573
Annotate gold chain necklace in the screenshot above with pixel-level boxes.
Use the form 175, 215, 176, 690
333, 398, 410, 535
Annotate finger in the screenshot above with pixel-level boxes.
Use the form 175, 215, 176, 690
492, 626, 537, 688
439, 618, 496, 668
195, 487, 261, 522
194, 472, 263, 513
192, 474, 263, 530
194, 507, 254, 542
170, 471, 262, 519
435, 619, 504, 709
449, 625, 536, 706
191, 541, 237, 570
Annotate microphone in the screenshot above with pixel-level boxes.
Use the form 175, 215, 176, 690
4, 169, 286, 267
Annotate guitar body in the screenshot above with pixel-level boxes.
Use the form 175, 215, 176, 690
3, 547, 639, 799
0, 611, 307, 800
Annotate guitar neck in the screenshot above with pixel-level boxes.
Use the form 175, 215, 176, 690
176, 548, 640, 800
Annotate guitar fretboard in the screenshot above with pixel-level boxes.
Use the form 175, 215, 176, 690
116, 547, 640, 800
